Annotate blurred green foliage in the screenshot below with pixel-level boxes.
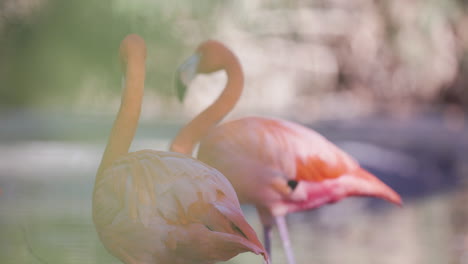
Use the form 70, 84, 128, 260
0, 0, 219, 106
2, 0, 468, 112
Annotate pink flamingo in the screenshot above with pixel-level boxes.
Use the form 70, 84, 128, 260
92, 35, 269, 264
170, 40, 402, 264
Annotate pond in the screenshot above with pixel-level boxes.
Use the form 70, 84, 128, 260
0, 114, 467, 264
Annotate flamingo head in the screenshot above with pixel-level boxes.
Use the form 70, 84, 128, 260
175, 51, 200, 101
119, 34, 147, 68
175, 40, 236, 101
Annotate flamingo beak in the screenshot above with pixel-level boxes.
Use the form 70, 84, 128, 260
175, 53, 201, 102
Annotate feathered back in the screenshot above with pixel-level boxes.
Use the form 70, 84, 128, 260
199, 117, 356, 180
93, 150, 268, 264
198, 117, 401, 211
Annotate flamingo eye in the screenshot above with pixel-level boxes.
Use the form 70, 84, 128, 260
287, 180, 298, 191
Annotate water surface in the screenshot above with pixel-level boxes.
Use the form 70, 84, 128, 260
0, 136, 466, 264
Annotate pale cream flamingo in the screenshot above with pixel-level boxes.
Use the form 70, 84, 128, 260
170, 40, 402, 264
92, 35, 269, 264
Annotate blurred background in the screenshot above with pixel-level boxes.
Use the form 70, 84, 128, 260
1, 0, 467, 263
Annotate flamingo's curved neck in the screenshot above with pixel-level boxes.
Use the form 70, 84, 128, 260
96, 55, 146, 180
171, 54, 243, 155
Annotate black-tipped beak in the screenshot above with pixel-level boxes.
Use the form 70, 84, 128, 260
175, 53, 201, 102
176, 75, 187, 102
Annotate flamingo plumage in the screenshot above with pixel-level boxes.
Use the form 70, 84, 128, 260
92, 35, 269, 264
170, 40, 402, 264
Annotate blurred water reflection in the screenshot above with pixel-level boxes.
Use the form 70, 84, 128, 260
1, 121, 466, 264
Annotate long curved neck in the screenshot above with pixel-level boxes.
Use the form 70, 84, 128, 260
96, 57, 146, 179
170, 56, 243, 155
